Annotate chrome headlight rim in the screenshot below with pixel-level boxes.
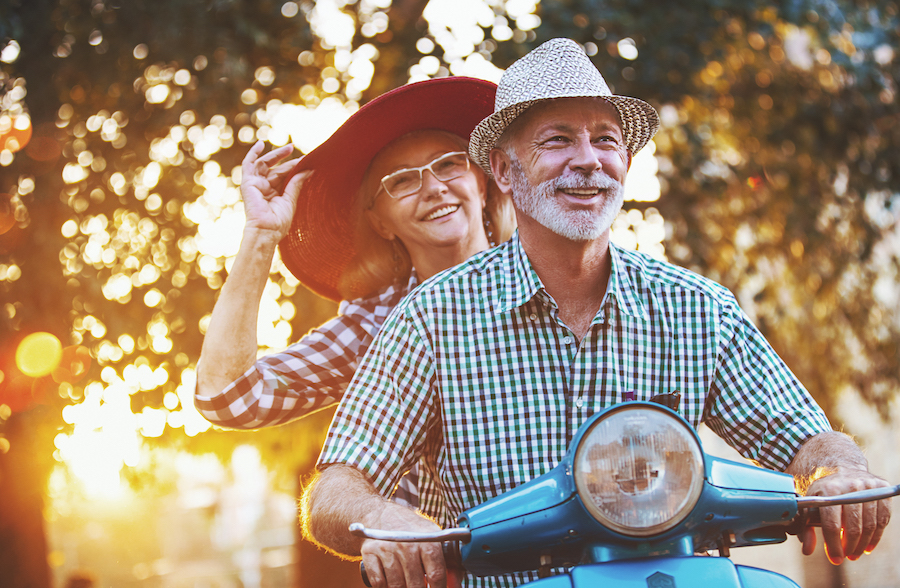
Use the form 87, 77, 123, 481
573, 403, 705, 538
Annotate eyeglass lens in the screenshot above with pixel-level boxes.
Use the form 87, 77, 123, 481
382, 152, 469, 199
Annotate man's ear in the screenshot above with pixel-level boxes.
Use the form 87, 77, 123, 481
364, 208, 395, 241
625, 150, 633, 172
489, 148, 514, 195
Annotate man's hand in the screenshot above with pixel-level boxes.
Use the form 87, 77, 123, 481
786, 431, 893, 565
800, 468, 892, 564
359, 503, 447, 588
303, 464, 449, 588
240, 140, 307, 239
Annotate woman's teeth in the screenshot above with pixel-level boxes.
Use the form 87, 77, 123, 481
424, 205, 459, 221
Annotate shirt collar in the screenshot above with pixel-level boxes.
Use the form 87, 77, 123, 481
606, 242, 648, 321
495, 231, 648, 321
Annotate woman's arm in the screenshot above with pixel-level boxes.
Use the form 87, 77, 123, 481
195, 142, 307, 408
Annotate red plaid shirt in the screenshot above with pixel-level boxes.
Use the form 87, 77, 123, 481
194, 275, 420, 505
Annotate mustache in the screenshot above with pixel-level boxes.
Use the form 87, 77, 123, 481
553, 171, 621, 191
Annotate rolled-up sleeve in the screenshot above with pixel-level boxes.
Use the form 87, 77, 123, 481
706, 305, 832, 471
319, 308, 437, 497
194, 310, 377, 428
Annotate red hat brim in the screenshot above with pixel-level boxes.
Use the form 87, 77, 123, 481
278, 77, 497, 301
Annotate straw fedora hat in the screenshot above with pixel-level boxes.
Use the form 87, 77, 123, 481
469, 38, 660, 174
277, 77, 497, 302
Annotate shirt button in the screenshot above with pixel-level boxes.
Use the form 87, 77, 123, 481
529, 313, 537, 321
563, 336, 573, 344
575, 398, 584, 408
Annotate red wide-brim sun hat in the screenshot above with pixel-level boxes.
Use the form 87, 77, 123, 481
278, 77, 498, 302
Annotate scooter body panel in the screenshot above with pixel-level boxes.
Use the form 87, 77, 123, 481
522, 557, 801, 588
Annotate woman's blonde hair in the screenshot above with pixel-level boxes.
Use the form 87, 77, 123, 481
337, 131, 515, 301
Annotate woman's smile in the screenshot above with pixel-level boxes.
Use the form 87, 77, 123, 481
422, 204, 460, 221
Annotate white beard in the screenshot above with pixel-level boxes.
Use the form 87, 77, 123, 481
507, 160, 625, 242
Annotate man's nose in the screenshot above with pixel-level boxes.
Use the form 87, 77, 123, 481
568, 137, 602, 174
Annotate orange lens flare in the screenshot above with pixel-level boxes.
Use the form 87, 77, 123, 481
0, 194, 15, 235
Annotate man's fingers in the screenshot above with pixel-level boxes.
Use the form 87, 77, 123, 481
799, 525, 817, 556
361, 553, 387, 588
362, 540, 440, 588
864, 499, 892, 554
819, 505, 845, 564
383, 549, 413, 588
847, 500, 878, 560
840, 503, 864, 560
421, 542, 448, 588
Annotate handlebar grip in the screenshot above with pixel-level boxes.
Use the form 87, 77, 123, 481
785, 507, 822, 536
361, 561, 372, 588
359, 541, 462, 587
804, 507, 821, 527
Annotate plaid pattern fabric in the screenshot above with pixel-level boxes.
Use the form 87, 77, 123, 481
192, 274, 421, 506
320, 232, 832, 588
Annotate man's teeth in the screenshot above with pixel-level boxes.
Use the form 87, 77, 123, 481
424, 205, 459, 221
562, 188, 600, 196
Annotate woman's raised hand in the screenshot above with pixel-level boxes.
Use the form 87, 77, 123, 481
240, 140, 310, 240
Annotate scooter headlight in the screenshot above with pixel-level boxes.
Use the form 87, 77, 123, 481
573, 404, 705, 537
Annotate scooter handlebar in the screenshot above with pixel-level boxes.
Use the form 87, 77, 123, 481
349, 522, 471, 543
795, 484, 900, 508
788, 483, 899, 536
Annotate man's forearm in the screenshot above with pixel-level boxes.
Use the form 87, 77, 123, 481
784, 431, 869, 493
304, 464, 447, 587
302, 464, 392, 557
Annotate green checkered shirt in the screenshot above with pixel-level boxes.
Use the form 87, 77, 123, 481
319, 232, 831, 587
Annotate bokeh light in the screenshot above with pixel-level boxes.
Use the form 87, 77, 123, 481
16, 332, 64, 377
625, 140, 661, 202
51, 345, 92, 385
0, 114, 31, 153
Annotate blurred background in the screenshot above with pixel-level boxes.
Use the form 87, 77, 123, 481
0, 0, 898, 586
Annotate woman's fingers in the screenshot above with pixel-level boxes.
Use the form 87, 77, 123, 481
242, 142, 294, 182
257, 143, 295, 171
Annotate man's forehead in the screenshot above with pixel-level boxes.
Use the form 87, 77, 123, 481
517, 98, 623, 136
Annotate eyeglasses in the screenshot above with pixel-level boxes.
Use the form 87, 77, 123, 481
377, 151, 471, 200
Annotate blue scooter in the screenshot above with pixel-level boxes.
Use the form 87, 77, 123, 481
352, 401, 899, 587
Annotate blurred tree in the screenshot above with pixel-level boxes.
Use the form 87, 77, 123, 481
0, 0, 428, 584
525, 0, 900, 422
0, 0, 898, 586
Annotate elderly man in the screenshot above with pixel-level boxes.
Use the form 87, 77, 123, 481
302, 39, 892, 588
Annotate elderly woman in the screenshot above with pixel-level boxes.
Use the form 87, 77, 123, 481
194, 77, 514, 505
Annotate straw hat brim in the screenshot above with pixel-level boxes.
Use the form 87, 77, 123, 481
469, 94, 660, 175
277, 77, 497, 302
